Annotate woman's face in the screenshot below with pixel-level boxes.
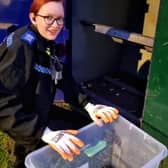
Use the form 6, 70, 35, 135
30, 1, 64, 40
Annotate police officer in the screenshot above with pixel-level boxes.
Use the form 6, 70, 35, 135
0, 0, 119, 167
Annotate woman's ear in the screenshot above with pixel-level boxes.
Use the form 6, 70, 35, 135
29, 13, 36, 25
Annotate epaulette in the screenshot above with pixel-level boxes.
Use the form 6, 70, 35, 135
6, 32, 14, 47
20, 30, 36, 45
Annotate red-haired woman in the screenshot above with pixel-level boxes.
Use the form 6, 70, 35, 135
0, 0, 118, 167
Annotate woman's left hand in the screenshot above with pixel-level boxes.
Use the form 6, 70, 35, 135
85, 103, 119, 126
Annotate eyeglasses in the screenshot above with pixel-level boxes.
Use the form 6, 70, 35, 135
36, 14, 64, 26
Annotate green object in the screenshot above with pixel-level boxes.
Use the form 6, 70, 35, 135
83, 140, 107, 157
159, 156, 168, 168
0, 131, 15, 168
45, 47, 51, 56
142, 0, 168, 147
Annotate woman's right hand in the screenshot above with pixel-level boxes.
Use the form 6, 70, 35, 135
41, 127, 84, 161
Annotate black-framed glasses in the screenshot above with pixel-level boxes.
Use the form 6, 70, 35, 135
36, 14, 64, 26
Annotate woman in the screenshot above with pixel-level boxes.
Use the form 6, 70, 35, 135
0, 0, 119, 166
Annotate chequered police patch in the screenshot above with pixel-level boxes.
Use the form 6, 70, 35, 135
21, 30, 36, 45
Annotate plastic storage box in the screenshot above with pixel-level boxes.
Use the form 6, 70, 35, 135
25, 116, 168, 168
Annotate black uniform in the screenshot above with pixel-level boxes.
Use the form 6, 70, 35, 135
0, 25, 90, 167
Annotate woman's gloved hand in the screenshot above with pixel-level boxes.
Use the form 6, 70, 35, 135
41, 127, 84, 161
85, 103, 119, 127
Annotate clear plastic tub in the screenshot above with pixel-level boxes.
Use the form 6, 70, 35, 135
25, 116, 168, 168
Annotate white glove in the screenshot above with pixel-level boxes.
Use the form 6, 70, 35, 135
41, 127, 84, 161
85, 103, 119, 127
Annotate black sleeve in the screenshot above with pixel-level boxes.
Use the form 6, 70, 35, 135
0, 39, 25, 91
0, 34, 43, 142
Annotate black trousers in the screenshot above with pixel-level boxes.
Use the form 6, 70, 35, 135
48, 105, 92, 130
14, 140, 45, 168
